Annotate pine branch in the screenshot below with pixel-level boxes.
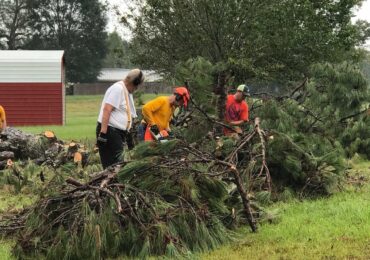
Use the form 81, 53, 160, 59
252, 78, 308, 102
254, 117, 272, 191
339, 106, 369, 122
190, 97, 237, 132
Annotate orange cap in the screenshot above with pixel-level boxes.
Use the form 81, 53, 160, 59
174, 87, 190, 107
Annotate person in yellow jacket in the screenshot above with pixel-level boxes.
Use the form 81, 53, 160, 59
0, 105, 7, 132
142, 87, 190, 141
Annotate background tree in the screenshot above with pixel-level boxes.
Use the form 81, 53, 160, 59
25, 0, 108, 83
128, 0, 370, 85
360, 51, 370, 81
103, 31, 134, 68
0, 0, 30, 50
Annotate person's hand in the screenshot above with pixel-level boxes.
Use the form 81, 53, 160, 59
97, 132, 108, 145
150, 125, 159, 135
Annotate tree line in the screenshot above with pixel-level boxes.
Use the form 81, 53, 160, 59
0, 0, 133, 83
1, 0, 370, 86
126, 0, 370, 87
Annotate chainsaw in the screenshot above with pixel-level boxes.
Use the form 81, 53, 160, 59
150, 126, 170, 143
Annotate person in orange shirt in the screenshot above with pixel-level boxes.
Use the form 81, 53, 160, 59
0, 105, 7, 132
142, 87, 190, 141
224, 84, 250, 136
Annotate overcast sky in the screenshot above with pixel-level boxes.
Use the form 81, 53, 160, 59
106, 0, 370, 47
354, 0, 370, 21
353, 0, 370, 48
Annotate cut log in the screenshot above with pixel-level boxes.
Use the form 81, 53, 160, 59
0, 160, 6, 170
68, 142, 79, 153
0, 127, 89, 167
7, 159, 13, 167
0, 151, 14, 160
43, 131, 56, 139
73, 152, 82, 163
0, 128, 45, 159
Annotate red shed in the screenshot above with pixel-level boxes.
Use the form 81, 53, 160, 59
0, 50, 65, 126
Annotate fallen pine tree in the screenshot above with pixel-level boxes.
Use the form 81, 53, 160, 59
0, 118, 272, 259
174, 59, 369, 198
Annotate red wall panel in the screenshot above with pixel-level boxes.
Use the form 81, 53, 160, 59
0, 83, 63, 126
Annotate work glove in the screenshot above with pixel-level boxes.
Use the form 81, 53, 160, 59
170, 118, 177, 125
126, 133, 135, 150
150, 125, 160, 135
97, 132, 108, 145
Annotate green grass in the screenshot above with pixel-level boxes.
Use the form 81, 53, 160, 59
200, 160, 370, 260
0, 190, 36, 260
0, 190, 35, 211
19, 94, 167, 141
0, 242, 12, 260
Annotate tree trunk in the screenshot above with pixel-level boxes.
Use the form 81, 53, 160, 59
213, 72, 227, 121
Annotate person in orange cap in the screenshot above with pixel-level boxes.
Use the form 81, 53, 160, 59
142, 87, 190, 141
224, 84, 250, 136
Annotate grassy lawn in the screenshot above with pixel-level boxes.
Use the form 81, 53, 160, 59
19, 93, 166, 141
200, 160, 370, 260
0, 190, 36, 260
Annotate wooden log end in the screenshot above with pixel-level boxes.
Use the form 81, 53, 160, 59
73, 152, 82, 163
44, 131, 56, 139
6, 159, 13, 168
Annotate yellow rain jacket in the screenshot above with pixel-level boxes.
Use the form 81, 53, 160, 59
142, 96, 174, 130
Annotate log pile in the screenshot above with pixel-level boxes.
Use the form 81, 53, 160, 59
0, 128, 89, 170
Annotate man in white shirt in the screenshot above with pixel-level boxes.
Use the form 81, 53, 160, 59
96, 68, 145, 168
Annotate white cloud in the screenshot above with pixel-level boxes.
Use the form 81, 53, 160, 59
104, 0, 132, 39
354, 0, 370, 49
355, 0, 370, 21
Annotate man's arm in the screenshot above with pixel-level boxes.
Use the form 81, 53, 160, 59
100, 103, 114, 133
228, 102, 249, 126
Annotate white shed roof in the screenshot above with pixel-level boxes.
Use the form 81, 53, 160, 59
98, 68, 162, 82
0, 50, 64, 83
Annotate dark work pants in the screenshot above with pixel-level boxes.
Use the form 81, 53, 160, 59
96, 123, 127, 169
137, 123, 146, 142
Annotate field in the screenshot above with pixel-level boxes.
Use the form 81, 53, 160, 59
1, 95, 370, 259
201, 160, 370, 259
